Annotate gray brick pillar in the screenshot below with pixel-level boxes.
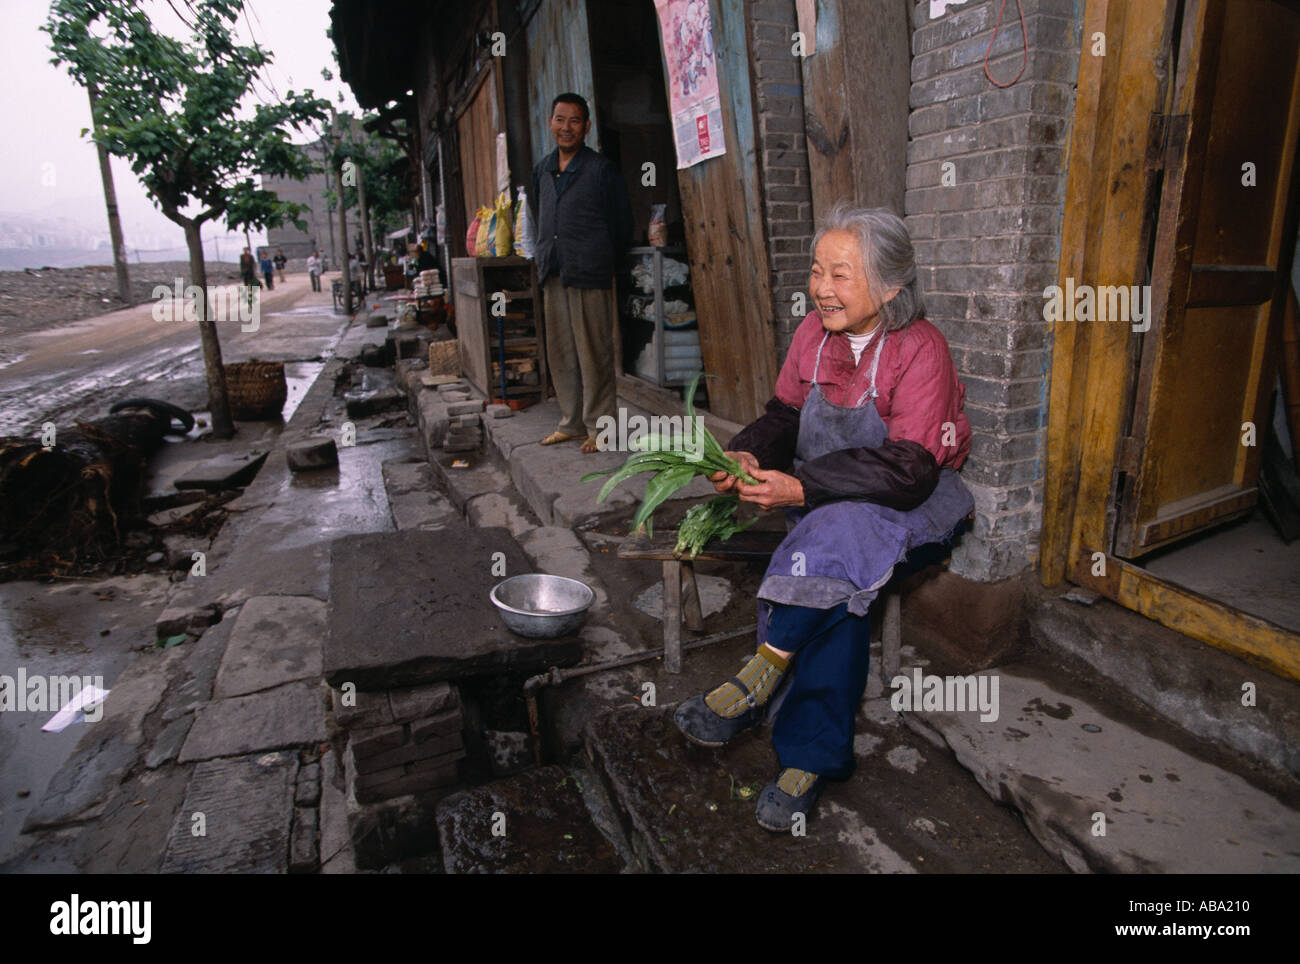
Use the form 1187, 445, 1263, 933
905, 0, 1081, 582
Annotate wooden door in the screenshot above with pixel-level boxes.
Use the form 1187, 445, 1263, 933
1044, 0, 1300, 680
1112, 0, 1300, 558
659, 0, 778, 424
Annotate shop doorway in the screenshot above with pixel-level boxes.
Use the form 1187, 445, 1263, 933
587, 0, 701, 399
1045, 0, 1300, 679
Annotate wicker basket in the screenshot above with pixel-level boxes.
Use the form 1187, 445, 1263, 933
428, 341, 460, 377
225, 360, 287, 420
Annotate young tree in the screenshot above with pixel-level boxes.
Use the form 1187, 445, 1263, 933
45, 0, 330, 437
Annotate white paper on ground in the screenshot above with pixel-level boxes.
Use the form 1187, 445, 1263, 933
42, 685, 110, 733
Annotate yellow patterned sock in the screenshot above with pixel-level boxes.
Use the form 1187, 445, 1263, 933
776, 767, 819, 797
704, 645, 789, 718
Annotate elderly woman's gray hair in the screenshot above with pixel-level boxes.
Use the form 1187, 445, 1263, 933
811, 204, 924, 332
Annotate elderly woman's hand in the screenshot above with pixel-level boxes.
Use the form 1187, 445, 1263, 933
708, 450, 760, 494
737, 467, 805, 510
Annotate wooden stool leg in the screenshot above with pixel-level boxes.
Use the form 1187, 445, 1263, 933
882, 590, 902, 687
681, 563, 704, 632
663, 561, 682, 674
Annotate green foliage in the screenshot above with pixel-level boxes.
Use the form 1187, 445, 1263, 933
580, 373, 758, 536
328, 112, 409, 237
44, 0, 332, 234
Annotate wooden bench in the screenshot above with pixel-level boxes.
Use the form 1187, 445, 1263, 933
616, 529, 902, 686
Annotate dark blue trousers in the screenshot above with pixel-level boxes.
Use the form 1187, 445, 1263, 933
759, 600, 871, 780
756, 525, 964, 780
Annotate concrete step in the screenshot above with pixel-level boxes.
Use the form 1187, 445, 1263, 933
1024, 584, 1300, 780
904, 661, 1300, 873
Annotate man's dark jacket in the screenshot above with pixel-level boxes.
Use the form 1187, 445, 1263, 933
531, 145, 633, 289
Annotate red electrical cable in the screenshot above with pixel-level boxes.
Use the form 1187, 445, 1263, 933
984, 0, 1029, 88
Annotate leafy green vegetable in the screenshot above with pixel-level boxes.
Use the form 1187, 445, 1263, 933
581, 373, 758, 535
674, 495, 757, 558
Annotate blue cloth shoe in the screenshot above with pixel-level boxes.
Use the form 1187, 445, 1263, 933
755, 768, 825, 832
673, 693, 763, 748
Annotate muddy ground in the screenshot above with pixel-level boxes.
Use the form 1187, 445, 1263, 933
0, 261, 242, 338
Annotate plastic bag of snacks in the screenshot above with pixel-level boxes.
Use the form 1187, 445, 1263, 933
513, 186, 534, 258
465, 215, 481, 256
493, 191, 514, 257
475, 204, 495, 256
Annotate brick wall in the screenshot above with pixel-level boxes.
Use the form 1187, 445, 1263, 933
905, 0, 1081, 581
748, 0, 816, 355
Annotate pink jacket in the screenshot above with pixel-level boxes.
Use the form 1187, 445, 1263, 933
773, 312, 972, 470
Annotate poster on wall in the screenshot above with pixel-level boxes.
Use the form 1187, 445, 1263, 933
655, 0, 727, 169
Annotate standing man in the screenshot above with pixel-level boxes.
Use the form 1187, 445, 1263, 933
307, 249, 322, 292
532, 92, 633, 453
239, 246, 258, 288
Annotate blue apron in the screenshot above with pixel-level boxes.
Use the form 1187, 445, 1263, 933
755, 328, 973, 778
757, 330, 973, 616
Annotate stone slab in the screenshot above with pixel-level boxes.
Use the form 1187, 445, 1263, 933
290, 807, 320, 873
23, 647, 179, 830
323, 529, 581, 690
436, 765, 627, 873
318, 748, 356, 873
389, 681, 459, 722
296, 762, 321, 807
905, 668, 1300, 873
159, 751, 298, 873
178, 679, 327, 763
145, 715, 194, 770
466, 492, 537, 541
382, 458, 460, 531
286, 436, 339, 471
213, 595, 325, 699
174, 451, 268, 490
345, 387, 404, 418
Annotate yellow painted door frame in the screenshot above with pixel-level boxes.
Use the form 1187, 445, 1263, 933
1042, 0, 1300, 681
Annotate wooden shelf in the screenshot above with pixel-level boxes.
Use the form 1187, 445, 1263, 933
451, 256, 546, 400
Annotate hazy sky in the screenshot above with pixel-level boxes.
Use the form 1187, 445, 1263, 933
0, 0, 360, 243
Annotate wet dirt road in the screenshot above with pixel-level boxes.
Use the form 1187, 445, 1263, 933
0, 272, 343, 435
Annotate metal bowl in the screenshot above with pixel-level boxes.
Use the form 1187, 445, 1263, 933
490, 573, 594, 639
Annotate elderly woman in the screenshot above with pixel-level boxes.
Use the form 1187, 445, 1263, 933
673, 205, 973, 830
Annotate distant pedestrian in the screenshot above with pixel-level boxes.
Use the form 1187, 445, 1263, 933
274, 248, 287, 283
259, 250, 274, 291
239, 246, 258, 287
307, 250, 322, 292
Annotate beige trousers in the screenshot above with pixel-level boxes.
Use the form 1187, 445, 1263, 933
543, 277, 617, 437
